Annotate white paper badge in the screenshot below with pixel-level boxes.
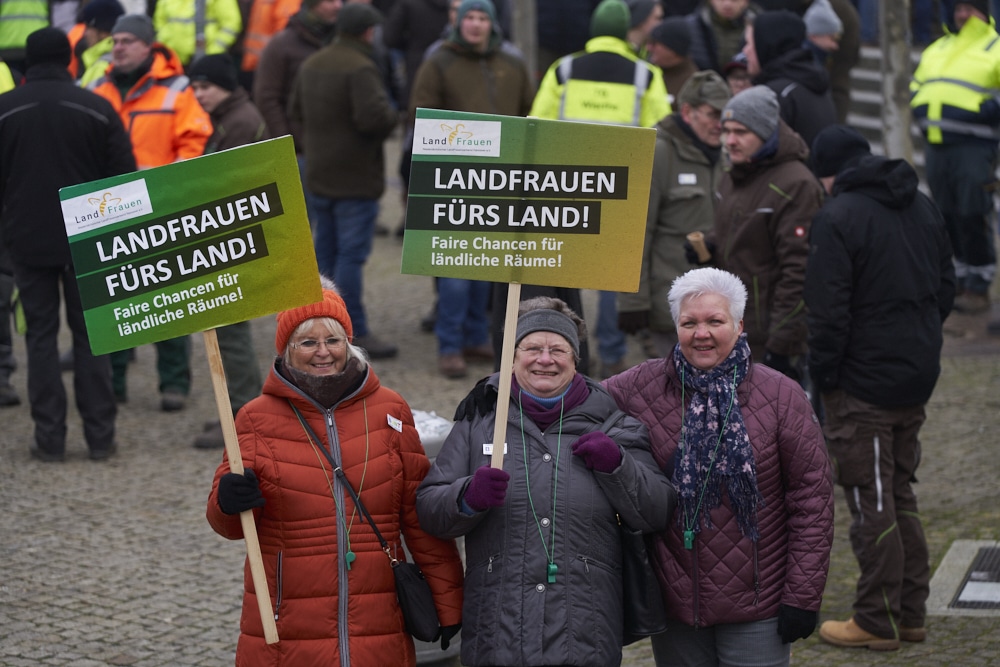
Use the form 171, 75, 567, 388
678, 173, 697, 185
482, 442, 508, 455
387, 415, 403, 432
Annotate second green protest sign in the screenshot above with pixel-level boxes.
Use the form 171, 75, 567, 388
401, 109, 655, 290
59, 136, 320, 355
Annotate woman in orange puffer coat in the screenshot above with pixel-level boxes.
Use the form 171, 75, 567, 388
207, 280, 464, 666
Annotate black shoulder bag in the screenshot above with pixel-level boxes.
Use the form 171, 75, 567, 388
290, 402, 442, 643
596, 411, 668, 645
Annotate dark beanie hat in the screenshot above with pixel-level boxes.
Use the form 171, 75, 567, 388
810, 124, 871, 177
650, 17, 691, 55
25, 27, 72, 69
752, 10, 806, 67
111, 14, 156, 44
959, 0, 991, 17
337, 3, 383, 36
188, 54, 239, 91
591, 0, 630, 39
82, 0, 125, 34
626, 0, 657, 28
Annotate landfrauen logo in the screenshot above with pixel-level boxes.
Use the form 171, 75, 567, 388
413, 118, 502, 157
61, 179, 154, 237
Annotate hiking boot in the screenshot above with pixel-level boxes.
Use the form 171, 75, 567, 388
89, 442, 118, 462
439, 353, 467, 379
819, 618, 900, 651
160, 390, 187, 412
953, 291, 990, 314
900, 625, 927, 643
30, 445, 65, 463
463, 343, 495, 363
0, 383, 20, 407
354, 334, 398, 359
193, 421, 225, 449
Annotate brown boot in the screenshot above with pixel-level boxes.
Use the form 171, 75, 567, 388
900, 625, 927, 642
439, 353, 467, 379
819, 618, 900, 651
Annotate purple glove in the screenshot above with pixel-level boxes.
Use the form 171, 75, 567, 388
463, 466, 510, 512
572, 431, 622, 473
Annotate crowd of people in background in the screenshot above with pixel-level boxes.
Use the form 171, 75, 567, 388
0, 0, 994, 664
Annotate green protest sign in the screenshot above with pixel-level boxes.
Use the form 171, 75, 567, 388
60, 136, 321, 355
400, 109, 655, 291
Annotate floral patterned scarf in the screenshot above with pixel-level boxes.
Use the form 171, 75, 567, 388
671, 334, 763, 541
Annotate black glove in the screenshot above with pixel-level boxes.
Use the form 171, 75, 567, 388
440, 623, 461, 650
453, 376, 497, 421
762, 350, 801, 382
683, 238, 716, 265
617, 310, 650, 335
776, 604, 817, 643
217, 469, 266, 515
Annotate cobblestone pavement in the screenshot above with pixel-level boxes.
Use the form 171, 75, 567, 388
2, 135, 999, 666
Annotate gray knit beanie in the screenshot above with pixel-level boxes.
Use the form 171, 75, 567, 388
111, 14, 156, 44
515, 309, 581, 357
721, 85, 780, 141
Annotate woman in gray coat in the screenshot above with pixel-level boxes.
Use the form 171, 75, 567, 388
416, 297, 676, 667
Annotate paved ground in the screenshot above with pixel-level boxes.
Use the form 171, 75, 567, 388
2, 134, 999, 666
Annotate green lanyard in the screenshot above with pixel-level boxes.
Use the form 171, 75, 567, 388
518, 394, 563, 583
678, 366, 737, 550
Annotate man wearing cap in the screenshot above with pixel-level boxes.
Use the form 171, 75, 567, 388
625, 0, 663, 57
911, 0, 1000, 318
186, 52, 269, 448
647, 17, 698, 103
288, 3, 400, 360
531, 0, 669, 379
804, 125, 955, 651
91, 13, 212, 410
692, 85, 822, 381
742, 10, 837, 148
618, 71, 731, 357
0, 27, 136, 461
76, 0, 124, 87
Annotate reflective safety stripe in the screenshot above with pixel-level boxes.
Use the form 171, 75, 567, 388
556, 55, 648, 126
873, 435, 883, 513
160, 75, 190, 111
629, 59, 649, 126
916, 76, 1000, 97
917, 116, 1000, 139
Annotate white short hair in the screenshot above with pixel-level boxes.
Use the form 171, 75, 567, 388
668, 267, 747, 331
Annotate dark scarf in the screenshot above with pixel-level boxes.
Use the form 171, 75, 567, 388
512, 373, 588, 431
279, 356, 366, 409
675, 112, 722, 165
671, 334, 763, 541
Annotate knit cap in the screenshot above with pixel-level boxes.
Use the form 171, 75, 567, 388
626, 0, 657, 28
649, 17, 691, 56
723, 51, 749, 75
590, 0, 630, 40
456, 0, 498, 25
515, 309, 581, 358
721, 85, 779, 140
678, 70, 732, 111
751, 10, 806, 66
188, 54, 239, 91
111, 14, 156, 44
804, 0, 843, 36
336, 2, 383, 36
82, 0, 125, 34
959, 0, 990, 18
25, 27, 72, 68
810, 124, 871, 177
275, 288, 353, 353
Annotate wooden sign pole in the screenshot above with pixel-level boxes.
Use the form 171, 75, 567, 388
490, 282, 521, 470
203, 329, 279, 644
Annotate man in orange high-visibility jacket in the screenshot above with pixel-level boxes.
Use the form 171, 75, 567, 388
90, 13, 211, 411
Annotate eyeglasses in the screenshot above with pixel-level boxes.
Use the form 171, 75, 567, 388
516, 345, 572, 360
290, 337, 346, 351
112, 36, 141, 47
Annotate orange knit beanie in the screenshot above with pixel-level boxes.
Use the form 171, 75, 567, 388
274, 289, 353, 353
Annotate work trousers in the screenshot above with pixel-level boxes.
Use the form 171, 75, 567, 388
13, 262, 116, 455
111, 336, 191, 399
821, 389, 930, 639
216, 320, 262, 414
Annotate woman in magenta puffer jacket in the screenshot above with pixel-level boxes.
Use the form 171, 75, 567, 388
604, 267, 833, 667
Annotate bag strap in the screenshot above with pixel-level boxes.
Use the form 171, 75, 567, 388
288, 400, 398, 565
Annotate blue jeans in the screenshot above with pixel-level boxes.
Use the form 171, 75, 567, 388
311, 197, 378, 337
435, 277, 490, 355
296, 155, 320, 236
596, 290, 626, 364
651, 617, 790, 667
855, 0, 878, 42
